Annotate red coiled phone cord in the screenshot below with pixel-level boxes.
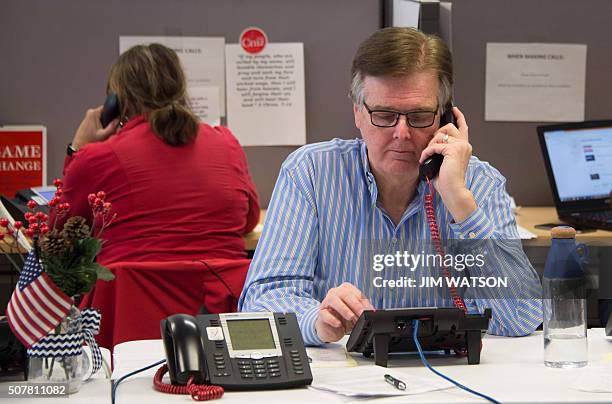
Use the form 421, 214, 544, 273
423, 177, 468, 315
154, 364, 224, 401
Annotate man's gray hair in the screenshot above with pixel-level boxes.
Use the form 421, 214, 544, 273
349, 27, 453, 114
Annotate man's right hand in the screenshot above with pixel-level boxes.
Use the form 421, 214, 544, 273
315, 282, 374, 343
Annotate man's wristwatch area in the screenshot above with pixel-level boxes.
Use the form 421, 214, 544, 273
66, 143, 78, 156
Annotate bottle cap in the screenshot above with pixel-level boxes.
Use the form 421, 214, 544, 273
551, 226, 576, 239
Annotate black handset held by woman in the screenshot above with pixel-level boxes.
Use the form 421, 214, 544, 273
100, 92, 120, 128
419, 104, 456, 181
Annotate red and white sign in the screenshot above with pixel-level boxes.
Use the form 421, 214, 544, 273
240, 27, 268, 54
0, 126, 46, 197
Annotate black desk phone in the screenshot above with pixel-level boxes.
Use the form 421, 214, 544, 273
346, 307, 492, 367
419, 103, 456, 181
0, 188, 51, 224
161, 312, 312, 391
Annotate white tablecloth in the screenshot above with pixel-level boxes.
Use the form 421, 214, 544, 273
111, 329, 612, 403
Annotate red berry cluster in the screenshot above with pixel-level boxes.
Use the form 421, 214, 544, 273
0, 180, 65, 243
0, 217, 30, 250
0, 177, 116, 275
0, 214, 47, 241
88, 191, 112, 214
49, 178, 71, 221
23, 202, 50, 238
0, 218, 10, 241
88, 191, 116, 236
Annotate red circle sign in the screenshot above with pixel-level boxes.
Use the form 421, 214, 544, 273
240, 27, 267, 54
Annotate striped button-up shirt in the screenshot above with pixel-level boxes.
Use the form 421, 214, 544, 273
239, 138, 543, 345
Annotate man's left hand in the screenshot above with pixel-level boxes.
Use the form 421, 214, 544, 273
419, 106, 477, 222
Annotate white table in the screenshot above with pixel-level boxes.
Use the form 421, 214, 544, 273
111, 329, 612, 403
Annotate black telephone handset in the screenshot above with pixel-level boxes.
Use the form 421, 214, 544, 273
160, 312, 312, 393
419, 104, 456, 181
100, 92, 120, 128
161, 314, 208, 385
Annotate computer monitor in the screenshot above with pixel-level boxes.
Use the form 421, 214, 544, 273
538, 120, 612, 213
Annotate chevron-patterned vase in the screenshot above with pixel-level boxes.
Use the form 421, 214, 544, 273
27, 306, 87, 394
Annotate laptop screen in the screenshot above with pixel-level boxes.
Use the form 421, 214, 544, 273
541, 125, 612, 202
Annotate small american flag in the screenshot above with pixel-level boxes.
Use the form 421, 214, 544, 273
6, 250, 73, 348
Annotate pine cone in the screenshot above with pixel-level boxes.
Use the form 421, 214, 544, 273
40, 230, 69, 256
62, 216, 90, 241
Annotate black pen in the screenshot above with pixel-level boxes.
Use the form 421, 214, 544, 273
384, 374, 406, 391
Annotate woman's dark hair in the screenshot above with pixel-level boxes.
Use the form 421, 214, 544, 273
107, 43, 198, 146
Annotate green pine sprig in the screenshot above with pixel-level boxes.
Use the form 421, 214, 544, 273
40, 220, 114, 298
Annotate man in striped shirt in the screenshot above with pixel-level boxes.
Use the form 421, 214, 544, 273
239, 27, 542, 345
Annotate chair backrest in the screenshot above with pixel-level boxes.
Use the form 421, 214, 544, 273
79, 258, 251, 349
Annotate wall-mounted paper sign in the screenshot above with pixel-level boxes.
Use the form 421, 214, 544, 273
485, 43, 587, 122
226, 42, 306, 146
189, 86, 221, 126
119, 36, 226, 116
0, 126, 46, 197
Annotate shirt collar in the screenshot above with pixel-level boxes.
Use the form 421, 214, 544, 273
118, 115, 146, 133
359, 139, 378, 205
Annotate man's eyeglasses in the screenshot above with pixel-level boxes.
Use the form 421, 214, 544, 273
363, 102, 438, 128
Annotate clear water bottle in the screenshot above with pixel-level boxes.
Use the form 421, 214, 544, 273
543, 226, 588, 368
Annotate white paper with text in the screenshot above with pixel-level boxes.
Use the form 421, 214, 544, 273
225, 43, 306, 146
485, 43, 586, 122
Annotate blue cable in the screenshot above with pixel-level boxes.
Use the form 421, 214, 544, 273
111, 359, 166, 404
412, 319, 501, 404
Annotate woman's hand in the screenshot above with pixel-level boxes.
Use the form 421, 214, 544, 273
71, 106, 120, 150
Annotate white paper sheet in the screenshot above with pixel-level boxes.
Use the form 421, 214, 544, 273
225, 43, 306, 146
119, 36, 226, 116
517, 224, 537, 240
189, 86, 221, 126
571, 365, 612, 393
306, 342, 357, 368
392, 0, 421, 28
485, 43, 587, 122
310, 366, 453, 397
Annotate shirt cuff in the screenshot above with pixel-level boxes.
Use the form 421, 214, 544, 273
299, 304, 325, 346
449, 207, 495, 239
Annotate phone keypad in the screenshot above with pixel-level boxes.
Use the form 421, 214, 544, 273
234, 352, 309, 380
239, 361, 256, 379
236, 357, 288, 380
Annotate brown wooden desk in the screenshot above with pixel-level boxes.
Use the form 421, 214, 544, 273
3, 207, 609, 254
244, 207, 612, 250
244, 210, 266, 251
516, 206, 612, 247
516, 207, 612, 327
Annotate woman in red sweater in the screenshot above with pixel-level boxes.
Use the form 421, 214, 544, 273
61, 43, 260, 265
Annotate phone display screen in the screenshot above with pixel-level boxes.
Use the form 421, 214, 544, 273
226, 319, 276, 351
36, 190, 56, 202
31, 186, 57, 203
